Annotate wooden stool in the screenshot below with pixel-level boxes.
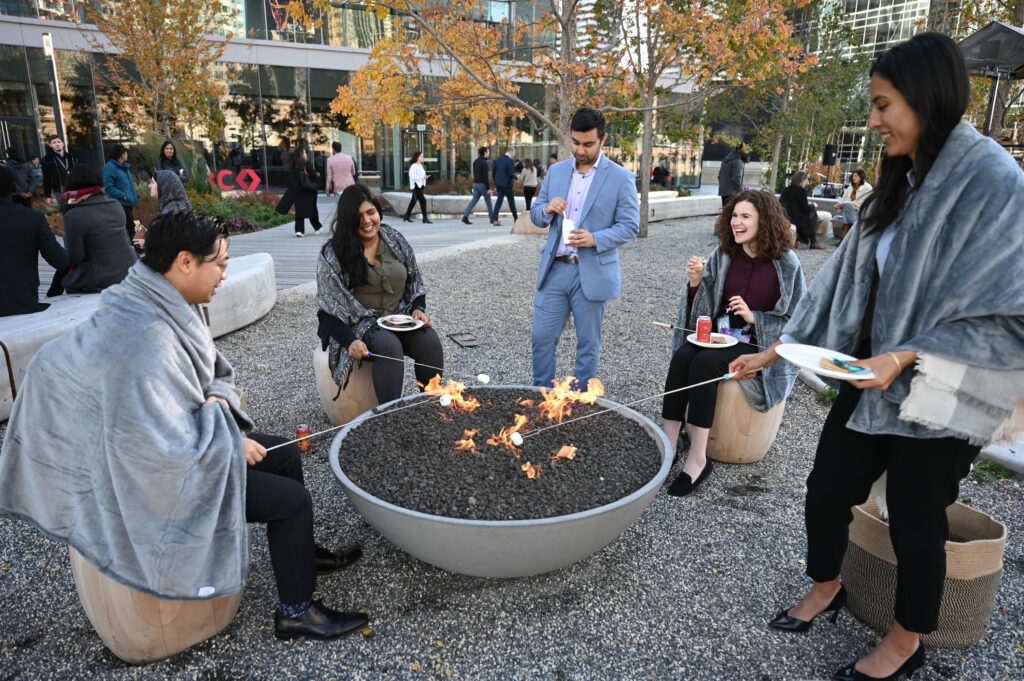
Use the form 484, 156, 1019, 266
706, 379, 786, 464
313, 345, 380, 426
69, 546, 243, 664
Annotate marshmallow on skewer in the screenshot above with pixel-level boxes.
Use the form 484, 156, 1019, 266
477, 374, 490, 384
510, 432, 524, 447
439, 394, 453, 406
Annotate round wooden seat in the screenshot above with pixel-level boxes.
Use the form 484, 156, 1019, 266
313, 345, 380, 426
706, 379, 786, 464
68, 546, 243, 664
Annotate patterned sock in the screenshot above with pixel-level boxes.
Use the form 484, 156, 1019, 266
278, 600, 312, 618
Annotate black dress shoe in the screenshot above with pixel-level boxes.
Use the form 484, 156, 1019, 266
832, 643, 925, 681
403, 216, 413, 222
461, 217, 471, 225
666, 460, 713, 496
274, 600, 369, 641
423, 218, 433, 224
315, 544, 363, 574
769, 584, 847, 632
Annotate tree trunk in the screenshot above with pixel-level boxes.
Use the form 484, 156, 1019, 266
637, 104, 654, 238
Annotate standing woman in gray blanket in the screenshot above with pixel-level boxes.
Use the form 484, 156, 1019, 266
316, 183, 443, 403
730, 33, 1024, 681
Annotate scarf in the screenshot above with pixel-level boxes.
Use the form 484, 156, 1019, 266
61, 185, 104, 206
156, 169, 191, 213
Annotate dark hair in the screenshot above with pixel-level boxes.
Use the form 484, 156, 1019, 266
570, 108, 606, 138
47, 134, 61, 143
523, 158, 534, 169
65, 164, 103, 191
859, 32, 969, 235
108, 143, 127, 162
0, 165, 14, 196
160, 140, 177, 159
329, 184, 384, 288
141, 210, 227, 273
851, 168, 867, 185
789, 170, 807, 187
29, 153, 39, 162
478, 147, 489, 157
409, 150, 422, 165
332, 141, 342, 153
716, 190, 792, 261
549, 153, 557, 161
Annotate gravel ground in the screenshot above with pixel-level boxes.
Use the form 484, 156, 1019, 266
1, 218, 1022, 680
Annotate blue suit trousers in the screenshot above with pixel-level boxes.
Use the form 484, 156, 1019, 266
531, 261, 607, 388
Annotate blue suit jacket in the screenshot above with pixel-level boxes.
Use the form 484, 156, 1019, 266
530, 155, 639, 301
493, 154, 516, 188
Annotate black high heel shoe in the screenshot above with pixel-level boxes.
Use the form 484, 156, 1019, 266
768, 584, 846, 632
832, 642, 925, 681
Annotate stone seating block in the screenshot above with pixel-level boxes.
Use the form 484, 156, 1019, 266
706, 379, 786, 464
201, 253, 276, 339
313, 345, 380, 426
69, 546, 243, 665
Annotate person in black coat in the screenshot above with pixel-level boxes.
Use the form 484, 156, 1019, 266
490, 146, 518, 225
0, 165, 68, 316
42, 134, 78, 201
778, 170, 824, 249
156, 140, 189, 182
291, 149, 322, 237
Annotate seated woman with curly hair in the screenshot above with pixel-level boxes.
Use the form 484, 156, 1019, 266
662, 189, 806, 496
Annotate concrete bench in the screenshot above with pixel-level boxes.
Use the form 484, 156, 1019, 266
2, 254, 277, 421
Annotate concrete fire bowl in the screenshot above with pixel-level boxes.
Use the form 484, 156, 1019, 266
328, 386, 672, 578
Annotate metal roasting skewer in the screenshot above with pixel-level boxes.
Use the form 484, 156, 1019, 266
367, 352, 490, 384
650, 321, 770, 351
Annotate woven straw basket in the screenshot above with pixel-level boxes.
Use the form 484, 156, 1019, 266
840, 498, 1006, 648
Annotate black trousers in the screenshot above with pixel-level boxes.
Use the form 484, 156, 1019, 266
365, 325, 444, 403
523, 186, 536, 211
720, 195, 732, 207
404, 186, 427, 220
804, 381, 979, 633
246, 432, 315, 606
491, 185, 517, 221
662, 341, 746, 428
122, 204, 135, 241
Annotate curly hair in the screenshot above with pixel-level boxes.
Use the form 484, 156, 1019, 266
716, 190, 792, 260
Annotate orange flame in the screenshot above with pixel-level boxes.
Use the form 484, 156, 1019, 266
487, 413, 528, 454
420, 374, 481, 412
521, 461, 541, 479
537, 377, 605, 423
452, 429, 478, 454
515, 398, 534, 408
551, 445, 577, 461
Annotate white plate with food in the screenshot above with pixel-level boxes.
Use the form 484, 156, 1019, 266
686, 332, 739, 349
776, 343, 876, 381
377, 314, 425, 332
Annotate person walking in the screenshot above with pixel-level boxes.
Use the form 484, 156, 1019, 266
102, 144, 139, 241
729, 32, 1024, 681
326, 141, 357, 196
520, 158, 538, 211
490, 146, 517, 226
42, 134, 77, 202
718, 144, 745, 206
530, 108, 640, 389
462, 147, 494, 224
402, 150, 430, 223
291, 149, 322, 237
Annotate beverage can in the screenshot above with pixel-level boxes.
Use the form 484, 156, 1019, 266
561, 217, 575, 246
296, 424, 312, 452
696, 316, 712, 343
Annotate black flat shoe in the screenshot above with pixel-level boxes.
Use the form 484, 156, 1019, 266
423, 218, 433, 224
461, 217, 471, 224
666, 460, 713, 496
769, 584, 846, 632
274, 600, 368, 641
315, 543, 363, 574
832, 643, 925, 681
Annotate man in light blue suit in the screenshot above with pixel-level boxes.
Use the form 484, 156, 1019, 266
530, 108, 640, 388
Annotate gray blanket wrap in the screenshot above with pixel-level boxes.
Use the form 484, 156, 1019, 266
783, 121, 1024, 442
674, 248, 806, 411
0, 261, 253, 599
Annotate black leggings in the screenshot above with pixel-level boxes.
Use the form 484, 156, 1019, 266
661, 341, 746, 427
404, 186, 427, 220
246, 432, 315, 606
523, 186, 536, 210
365, 325, 444, 403
122, 204, 135, 241
804, 381, 979, 633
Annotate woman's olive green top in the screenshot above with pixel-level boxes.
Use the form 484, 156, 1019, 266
353, 239, 407, 315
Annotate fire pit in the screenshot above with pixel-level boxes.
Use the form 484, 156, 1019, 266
328, 384, 672, 577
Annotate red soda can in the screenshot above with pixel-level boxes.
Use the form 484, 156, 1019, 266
696, 315, 712, 343
296, 424, 312, 452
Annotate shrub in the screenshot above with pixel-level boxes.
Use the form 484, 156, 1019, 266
223, 217, 262, 234
423, 175, 474, 195
190, 192, 292, 229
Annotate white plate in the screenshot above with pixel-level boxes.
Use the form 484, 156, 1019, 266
776, 343, 876, 381
377, 314, 425, 332
686, 332, 739, 349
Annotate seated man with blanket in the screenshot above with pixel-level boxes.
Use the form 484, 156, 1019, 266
0, 210, 368, 641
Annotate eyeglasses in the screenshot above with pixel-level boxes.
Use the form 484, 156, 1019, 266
202, 256, 229, 272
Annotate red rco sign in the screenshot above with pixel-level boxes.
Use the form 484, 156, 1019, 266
208, 169, 261, 191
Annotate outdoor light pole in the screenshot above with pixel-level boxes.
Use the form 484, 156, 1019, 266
41, 33, 67, 144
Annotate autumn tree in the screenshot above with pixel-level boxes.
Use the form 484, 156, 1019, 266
80, 0, 234, 139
